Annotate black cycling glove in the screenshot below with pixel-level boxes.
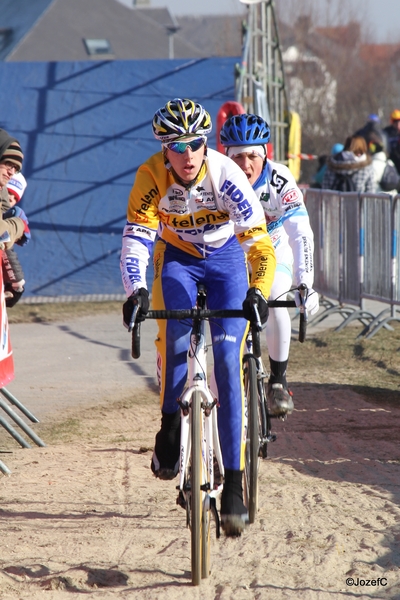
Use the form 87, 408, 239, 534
4, 283, 24, 308
122, 288, 149, 328
242, 287, 269, 325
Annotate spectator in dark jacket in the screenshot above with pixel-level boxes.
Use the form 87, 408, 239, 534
354, 114, 389, 156
311, 143, 344, 188
383, 109, 400, 173
322, 136, 375, 193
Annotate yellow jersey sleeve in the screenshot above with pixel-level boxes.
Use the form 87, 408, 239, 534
126, 160, 164, 230
236, 221, 276, 299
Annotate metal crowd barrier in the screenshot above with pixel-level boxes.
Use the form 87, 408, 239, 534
0, 387, 46, 475
305, 188, 400, 338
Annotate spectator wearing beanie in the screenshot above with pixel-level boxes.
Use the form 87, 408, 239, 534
0, 129, 29, 249
2, 172, 29, 307
6, 173, 27, 206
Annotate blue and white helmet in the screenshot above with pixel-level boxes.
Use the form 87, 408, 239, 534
220, 114, 271, 146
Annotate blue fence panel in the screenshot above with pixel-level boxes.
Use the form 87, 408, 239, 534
0, 58, 239, 299
393, 195, 400, 305
340, 192, 361, 306
361, 194, 392, 303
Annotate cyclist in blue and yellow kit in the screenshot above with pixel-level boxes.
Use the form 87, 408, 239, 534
120, 99, 276, 536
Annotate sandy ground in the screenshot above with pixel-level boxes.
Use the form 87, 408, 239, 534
0, 314, 400, 599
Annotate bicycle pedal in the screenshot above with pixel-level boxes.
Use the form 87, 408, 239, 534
270, 413, 287, 421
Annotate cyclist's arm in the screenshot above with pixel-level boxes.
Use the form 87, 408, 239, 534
237, 222, 276, 299
282, 208, 314, 289
120, 163, 160, 297
215, 161, 276, 299
271, 167, 314, 289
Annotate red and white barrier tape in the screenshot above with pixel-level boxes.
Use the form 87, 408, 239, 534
287, 153, 318, 160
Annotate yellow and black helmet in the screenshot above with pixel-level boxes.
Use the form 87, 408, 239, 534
152, 98, 212, 142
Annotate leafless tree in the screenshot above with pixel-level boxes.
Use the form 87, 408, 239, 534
275, 0, 400, 182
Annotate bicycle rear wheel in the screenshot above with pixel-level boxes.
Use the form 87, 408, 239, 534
243, 354, 260, 524
190, 390, 209, 585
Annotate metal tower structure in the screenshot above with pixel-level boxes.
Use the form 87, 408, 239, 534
236, 0, 290, 165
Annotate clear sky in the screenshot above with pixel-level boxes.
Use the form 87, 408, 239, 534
141, 0, 400, 44
364, 0, 400, 42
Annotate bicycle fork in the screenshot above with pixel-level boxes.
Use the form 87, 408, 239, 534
177, 387, 224, 536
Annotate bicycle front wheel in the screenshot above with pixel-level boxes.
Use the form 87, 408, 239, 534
190, 390, 207, 585
243, 354, 260, 524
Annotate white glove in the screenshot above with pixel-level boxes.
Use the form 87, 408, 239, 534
12, 279, 25, 292
294, 287, 319, 316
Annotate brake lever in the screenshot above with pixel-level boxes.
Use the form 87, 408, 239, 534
128, 304, 139, 333
251, 298, 263, 332
297, 283, 309, 322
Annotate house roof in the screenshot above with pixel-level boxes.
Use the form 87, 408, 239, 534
4, 0, 243, 62
6, 0, 240, 61
315, 23, 361, 47
0, 0, 55, 61
177, 15, 243, 58
359, 43, 400, 64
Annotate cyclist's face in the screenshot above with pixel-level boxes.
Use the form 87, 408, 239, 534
165, 138, 206, 183
229, 152, 264, 185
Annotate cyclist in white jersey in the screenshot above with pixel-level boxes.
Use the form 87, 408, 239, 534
220, 114, 319, 416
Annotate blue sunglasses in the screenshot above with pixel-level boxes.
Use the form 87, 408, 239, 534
164, 137, 205, 154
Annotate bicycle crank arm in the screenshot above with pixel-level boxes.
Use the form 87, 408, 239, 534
209, 496, 221, 539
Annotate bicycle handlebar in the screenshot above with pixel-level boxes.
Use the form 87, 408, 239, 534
129, 290, 308, 359
142, 299, 296, 321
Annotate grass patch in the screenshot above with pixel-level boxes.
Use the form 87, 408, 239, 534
33, 391, 159, 447
288, 321, 400, 403
40, 417, 83, 444
8, 301, 121, 324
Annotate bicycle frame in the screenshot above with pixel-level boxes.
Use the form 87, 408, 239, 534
178, 297, 224, 521
177, 296, 226, 584
133, 286, 237, 585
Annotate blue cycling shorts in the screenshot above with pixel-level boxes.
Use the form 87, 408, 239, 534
151, 238, 249, 470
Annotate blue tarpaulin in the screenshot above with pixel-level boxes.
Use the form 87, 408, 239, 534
0, 57, 238, 299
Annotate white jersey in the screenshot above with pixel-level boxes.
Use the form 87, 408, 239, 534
254, 158, 314, 288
